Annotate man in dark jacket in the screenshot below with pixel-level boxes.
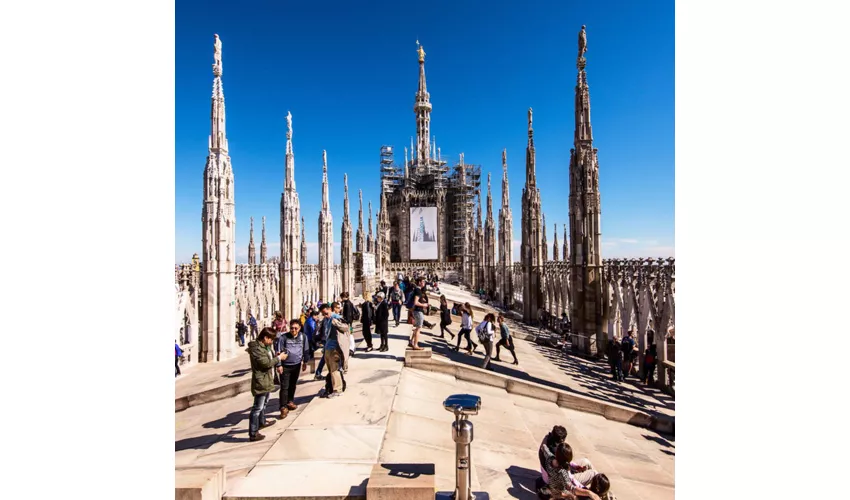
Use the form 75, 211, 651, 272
374, 292, 390, 352
274, 319, 313, 419
360, 297, 375, 352
247, 328, 288, 442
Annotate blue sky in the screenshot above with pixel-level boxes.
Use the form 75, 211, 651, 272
176, 0, 674, 264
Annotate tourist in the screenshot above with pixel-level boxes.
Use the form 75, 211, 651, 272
314, 309, 330, 381
323, 302, 349, 397
475, 313, 496, 370
274, 319, 312, 419
389, 281, 403, 327
272, 311, 285, 334
537, 425, 567, 484
621, 331, 637, 378
236, 319, 248, 347
377, 280, 389, 299
607, 337, 622, 382
540, 442, 604, 500
493, 313, 519, 365
360, 294, 375, 352
175, 342, 183, 377
409, 276, 429, 350
375, 292, 390, 352
248, 314, 258, 340
438, 295, 455, 340
247, 328, 287, 442
304, 309, 320, 351
453, 302, 477, 354
340, 291, 359, 360
642, 343, 657, 385
333, 301, 352, 372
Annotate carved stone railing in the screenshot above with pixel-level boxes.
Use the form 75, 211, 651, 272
603, 257, 675, 392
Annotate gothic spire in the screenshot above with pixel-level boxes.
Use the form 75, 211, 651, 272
542, 213, 548, 261
321, 150, 329, 211
501, 148, 510, 207
357, 189, 364, 252
563, 224, 569, 261
368, 201, 373, 241
526, 108, 536, 186
301, 216, 307, 265
284, 111, 295, 190
260, 216, 267, 263
248, 216, 255, 265
343, 173, 350, 221
486, 172, 494, 222
209, 34, 228, 154
575, 25, 593, 144
414, 41, 432, 164
553, 223, 559, 261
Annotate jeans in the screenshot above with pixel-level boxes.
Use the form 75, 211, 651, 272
480, 338, 494, 369
391, 303, 401, 324
249, 392, 270, 437
238, 332, 245, 346
316, 356, 325, 376
279, 364, 301, 409
175, 356, 181, 376
614, 358, 624, 381
455, 328, 475, 351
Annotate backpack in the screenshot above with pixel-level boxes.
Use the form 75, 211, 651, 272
475, 321, 491, 341
405, 288, 418, 309
645, 351, 655, 364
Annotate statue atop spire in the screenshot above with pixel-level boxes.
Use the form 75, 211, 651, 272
343, 173, 350, 219
416, 40, 426, 63
321, 150, 329, 210
286, 111, 293, 140
213, 34, 222, 76
578, 25, 587, 65
260, 215, 267, 264
528, 107, 533, 133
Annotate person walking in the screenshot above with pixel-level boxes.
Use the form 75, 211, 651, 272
247, 328, 287, 442
248, 314, 259, 340
175, 342, 183, 377
360, 295, 375, 352
452, 302, 477, 354
389, 282, 403, 327
438, 295, 455, 340
642, 343, 658, 385
374, 292, 390, 352
621, 331, 637, 379
475, 313, 496, 370
493, 313, 518, 365
236, 319, 248, 347
274, 320, 313, 419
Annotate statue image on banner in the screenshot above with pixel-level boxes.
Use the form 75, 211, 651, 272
409, 207, 438, 260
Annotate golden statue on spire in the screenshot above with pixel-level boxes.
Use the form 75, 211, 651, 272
416, 40, 425, 63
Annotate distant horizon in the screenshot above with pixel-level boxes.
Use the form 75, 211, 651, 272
176, 1, 674, 265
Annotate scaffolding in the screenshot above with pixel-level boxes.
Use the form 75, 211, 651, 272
379, 146, 481, 260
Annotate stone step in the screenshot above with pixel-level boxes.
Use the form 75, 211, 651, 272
366, 463, 435, 500
176, 466, 226, 500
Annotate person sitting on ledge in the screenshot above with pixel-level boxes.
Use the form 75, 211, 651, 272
540, 442, 604, 500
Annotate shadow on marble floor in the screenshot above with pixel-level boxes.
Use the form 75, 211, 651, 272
422, 335, 676, 428
222, 368, 251, 379
503, 465, 542, 500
